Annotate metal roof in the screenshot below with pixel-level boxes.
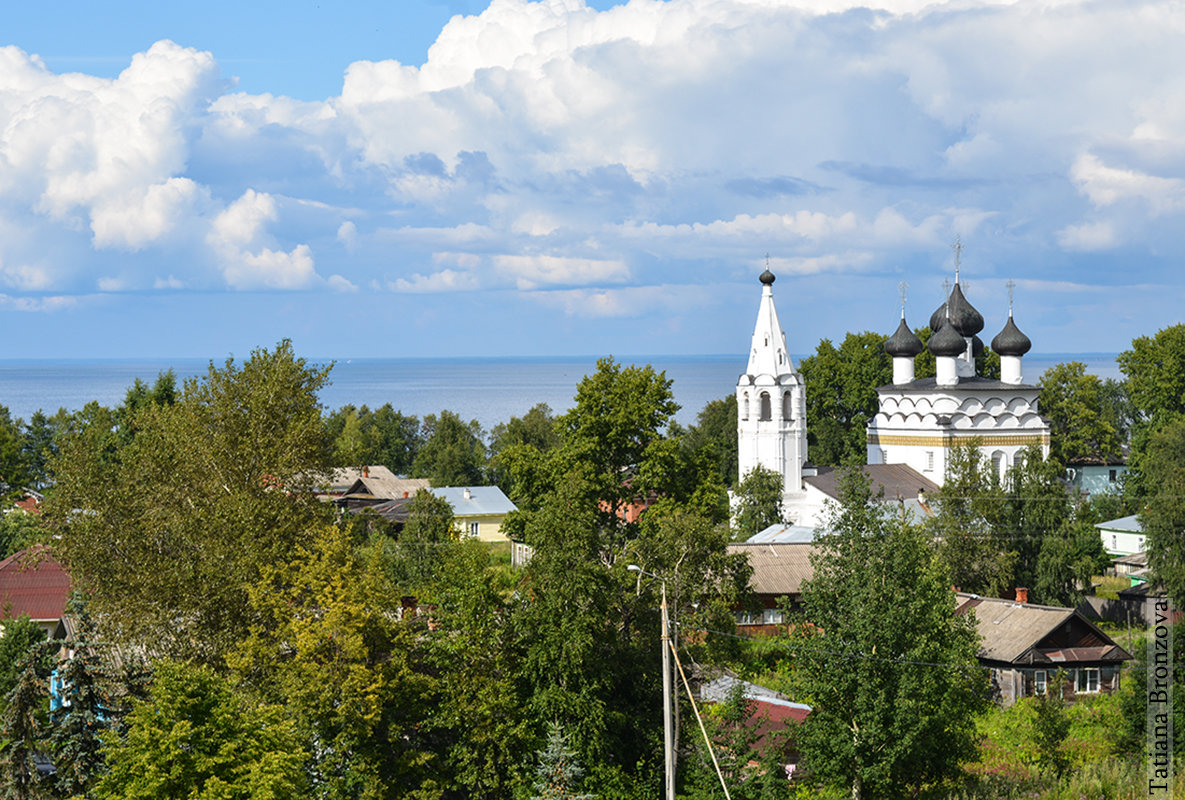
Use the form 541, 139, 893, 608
804, 464, 938, 502
955, 593, 1131, 665
749, 524, 819, 543
430, 486, 518, 517
1096, 514, 1142, 533
0, 547, 71, 623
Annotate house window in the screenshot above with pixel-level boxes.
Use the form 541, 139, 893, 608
1112, 534, 1118, 550
1076, 668, 1100, 694
1034, 669, 1047, 696
925, 451, 934, 472
783, 391, 793, 420
736, 610, 756, 625
762, 608, 785, 625
468, 521, 480, 538
879, 449, 887, 464
742, 392, 750, 421
759, 392, 772, 421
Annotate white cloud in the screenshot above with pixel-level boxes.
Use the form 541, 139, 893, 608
221, 244, 318, 290
1070, 153, 1185, 214
97, 277, 126, 292
0, 293, 78, 312
1056, 220, 1117, 251
327, 274, 358, 292
491, 254, 629, 289
528, 284, 712, 318
90, 178, 209, 250
393, 268, 472, 293
0, 263, 54, 291
154, 275, 185, 289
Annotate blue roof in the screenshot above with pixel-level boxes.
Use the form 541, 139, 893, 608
430, 486, 518, 517
1096, 514, 1142, 533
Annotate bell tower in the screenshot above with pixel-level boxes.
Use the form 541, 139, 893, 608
736, 268, 808, 502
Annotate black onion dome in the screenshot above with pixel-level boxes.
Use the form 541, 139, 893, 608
929, 300, 948, 331
885, 318, 924, 357
972, 334, 984, 358
946, 282, 984, 336
759, 269, 776, 285
929, 320, 967, 357
992, 315, 1032, 356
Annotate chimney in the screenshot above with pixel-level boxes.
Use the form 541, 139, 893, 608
1015, 587, 1028, 604
363, 466, 369, 478
403, 491, 409, 498
463, 487, 472, 500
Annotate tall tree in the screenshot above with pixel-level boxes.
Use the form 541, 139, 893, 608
798, 332, 891, 467
1117, 323, 1185, 425
798, 469, 987, 799
677, 395, 738, 491
47, 340, 333, 665
732, 466, 785, 540
0, 641, 54, 800
413, 410, 485, 487
1134, 416, 1185, 609
1038, 361, 1123, 465
94, 661, 307, 800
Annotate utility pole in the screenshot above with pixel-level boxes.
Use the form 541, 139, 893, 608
661, 580, 675, 800
629, 564, 676, 800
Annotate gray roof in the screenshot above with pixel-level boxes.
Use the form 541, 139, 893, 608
878, 376, 1040, 392
749, 524, 819, 543
1096, 514, 1142, 533
955, 593, 1131, 665
430, 486, 518, 517
343, 474, 431, 500
804, 464, 938, 503
700, 674, 811, 712
728, 542, 816, 598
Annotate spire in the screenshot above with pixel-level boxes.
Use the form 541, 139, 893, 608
746, 269, 795, 378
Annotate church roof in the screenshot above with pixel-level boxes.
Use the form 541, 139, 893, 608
884, 318, 923, 357
992, 315, 1032, 356
804, 464, 938, 503
876, 376, 1041, 393
928, 319, 967, 357
743, 270, 796, 379
945, 282, 984, 336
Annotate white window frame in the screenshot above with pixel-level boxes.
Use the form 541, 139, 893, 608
762, 608, 785, 625
468, 521, 480, 538
1034, 669, 1047, 696
1076, 667, 1100, 694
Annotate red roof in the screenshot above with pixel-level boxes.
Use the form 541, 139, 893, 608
0, 547, 71, 623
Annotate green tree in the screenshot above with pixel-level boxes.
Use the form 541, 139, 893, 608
413, 410, 485, 487
1134, 416, 1185, 608
928, 443, 1015, 597
0, 616, 46, 701
0, 512, 43, 561
798, 332, 891, 467
0, 406, 31, 498
47, 600, 113, 798
559, 357, 679, 520
389, 489, 457, 594
797, 469, 987, 799
94, 661, 307, 800
0, 640, 54, 800
1118, 323, 1185, 425
1038, 362, 1123, 465
529, 723, 594, 800
231, 525, 435, 800
677, 395, 738, 491
732, 466, 785, 540
1031, 672, 1071, 779
19, 411, 59, 491
48, 340, 333, 665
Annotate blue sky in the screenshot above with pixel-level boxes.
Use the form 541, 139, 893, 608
1, 0, 1183, 361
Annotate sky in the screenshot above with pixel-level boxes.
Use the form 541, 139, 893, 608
1, 0, 1183, 361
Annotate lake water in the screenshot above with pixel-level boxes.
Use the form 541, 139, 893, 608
0, 353, 1121, 433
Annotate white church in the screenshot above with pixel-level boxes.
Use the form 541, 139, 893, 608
737, 266, 1050, 529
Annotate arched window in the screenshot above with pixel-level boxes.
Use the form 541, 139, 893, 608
742, 392, 750, 420
992, 450, 1006, 481
782, 391, 793, 420
759, 392, 772, 421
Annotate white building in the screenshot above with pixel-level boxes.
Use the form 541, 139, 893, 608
735, 266, 1050, 528
866, 277, 1050, 484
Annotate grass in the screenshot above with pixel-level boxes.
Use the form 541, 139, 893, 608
1093, 574, 1130, 600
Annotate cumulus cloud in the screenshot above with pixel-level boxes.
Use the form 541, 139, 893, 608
527, 284, 712, 318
